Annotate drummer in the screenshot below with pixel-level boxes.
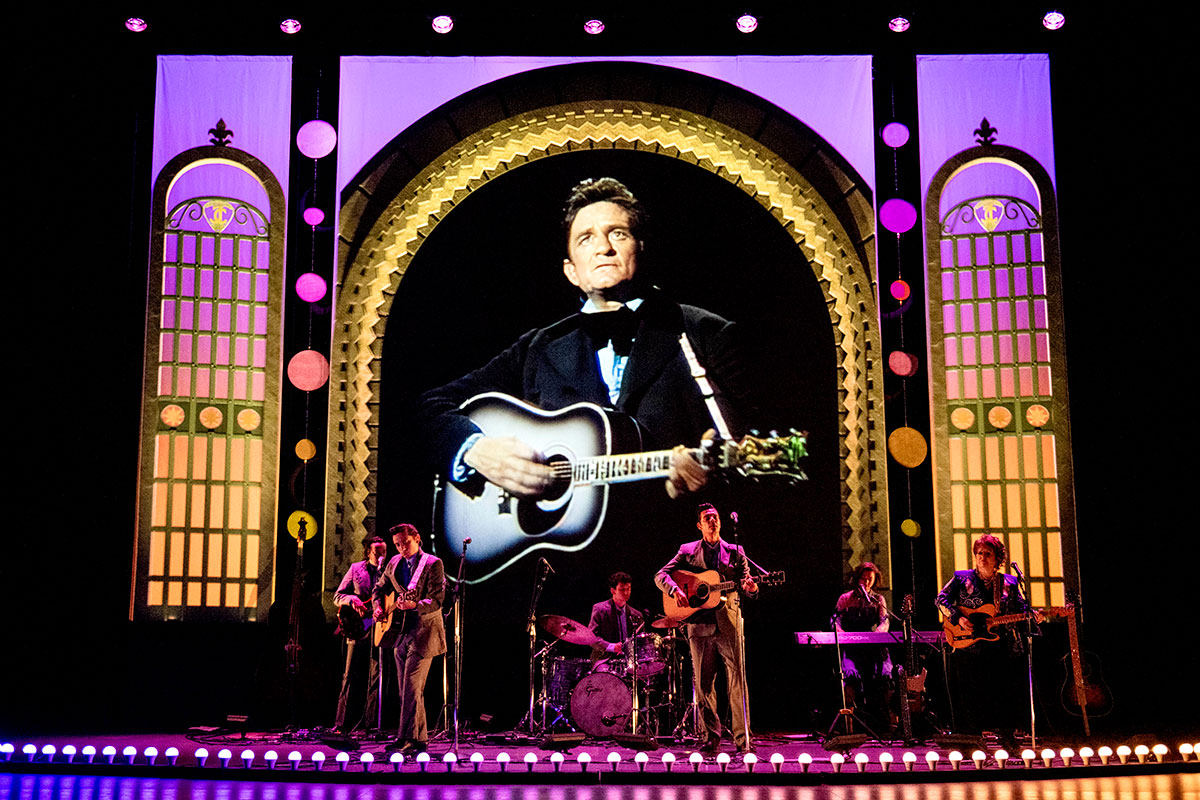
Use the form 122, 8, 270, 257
588, 572, 644, 659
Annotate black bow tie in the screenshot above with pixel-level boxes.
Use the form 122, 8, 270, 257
581, 306, 638, 356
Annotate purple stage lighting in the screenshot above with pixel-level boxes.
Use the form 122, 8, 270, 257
432, 15, 454, 34
296, 273, 328, 303
584, 19, 605, 35
280, 19, 302, 34
1043, 11, 1065, 30
889, 17, 910, 32
296, 120, 337, 159
303, 207, 325, 226
881, 121, 910, 148
736, 14, 758, 33
880, 198, 917, 233
125, 18, 147, 32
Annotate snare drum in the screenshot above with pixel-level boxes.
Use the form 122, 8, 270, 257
547, 657, 592, 708
570, 671, 632, 737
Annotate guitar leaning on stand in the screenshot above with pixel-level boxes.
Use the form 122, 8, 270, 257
1059, 597, 1113, 736
895, 595, 927, 744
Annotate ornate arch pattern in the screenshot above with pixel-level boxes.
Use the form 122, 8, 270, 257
325, 102, 888, 592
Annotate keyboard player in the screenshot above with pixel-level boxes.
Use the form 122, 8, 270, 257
832, 562, 893, 735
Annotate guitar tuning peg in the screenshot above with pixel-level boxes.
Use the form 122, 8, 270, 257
749, 429, 761, 437
768, 430, 779, 438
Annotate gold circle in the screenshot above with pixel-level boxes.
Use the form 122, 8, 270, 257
888, 426, 928, 468
198, 406, 224, 429
237, 408, 262, 432
295, 439, 318, 461
900, 518, 922, 538
987, 406, 1013, 429
1026, 404, 1050, 428
287, 510, 318, 540
950, 407, 975, 430
160, 404, 185, 428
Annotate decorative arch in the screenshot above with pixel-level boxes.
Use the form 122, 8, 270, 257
326, 81, 889, 595
924, 142, 1079, 608
133, 144, 286, 622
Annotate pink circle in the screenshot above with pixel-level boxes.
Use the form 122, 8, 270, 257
296, 272, 328, 303
881, 122, 910, 148
303, 207, 325, 226
879, 198, 917, 233
296, 120, 337, 159
287, 350, 330, 392
890, 279, 911, 301
888, 351, 919, 377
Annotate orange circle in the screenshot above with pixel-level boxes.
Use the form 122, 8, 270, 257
237, 408, 262, 432
287, 350, 330, 392
198, 406, 224, 429
295, 439, 318, 461
1026, 404, 1050, 428
950, 408, 975, 431
987, 406, 1013, 429
888, 426, 928, 468
160, 404, 185, 428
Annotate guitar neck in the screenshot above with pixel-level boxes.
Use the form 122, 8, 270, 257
566, 449, 690, 486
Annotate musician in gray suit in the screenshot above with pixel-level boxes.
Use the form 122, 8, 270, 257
373, 523, 447, 753
655, 503, 758, 753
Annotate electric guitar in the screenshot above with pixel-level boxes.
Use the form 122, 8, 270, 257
661, 569, 787, 621
438, 393, 808, 582
943, 603, 1070, 649
371, 587, 422, 648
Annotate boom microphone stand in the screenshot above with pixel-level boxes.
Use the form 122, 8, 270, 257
1012, 561, 1037, 750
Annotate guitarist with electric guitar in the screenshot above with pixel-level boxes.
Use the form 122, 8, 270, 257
655, 504, 779, 754
935, 534, 1040, 743
371, 524, 447, 754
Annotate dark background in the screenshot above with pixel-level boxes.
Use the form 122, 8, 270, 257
5, 4, 1192, 740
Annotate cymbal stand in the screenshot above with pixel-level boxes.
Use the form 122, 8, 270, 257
822, 613, 884, 745
519, 559, 552, 734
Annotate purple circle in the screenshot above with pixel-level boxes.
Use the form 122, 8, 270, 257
287, 350, 330, 392
303, 207, 325, 226
890, 279, 911, 301
296, 120, 337, 159
879, 198, 917, 234
296, 272, 328, 303
881, 122, 910, 148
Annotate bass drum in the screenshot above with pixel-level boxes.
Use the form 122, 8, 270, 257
570, 672, 632, 737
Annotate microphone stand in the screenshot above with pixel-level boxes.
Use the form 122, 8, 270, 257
449, 539, 469, 753
1012, 561, 1037, 749
729, 512, 752, 750
521, 560, 551, 734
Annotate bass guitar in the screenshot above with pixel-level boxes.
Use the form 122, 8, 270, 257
661, 569, 786, 621
371, 587, 421, 648
944, 603, 1070, 649
895, 594, 927, 743
439, 393, 808, 582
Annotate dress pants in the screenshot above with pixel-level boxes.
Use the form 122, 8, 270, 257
393, 630, 435, 742
689, 624, 750, 749
335, 637, 380, 730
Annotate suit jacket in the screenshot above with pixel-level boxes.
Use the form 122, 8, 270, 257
334, 559, 385, 605
655, 538, 756, 638
418, 289, 752, 477
373, 551, 447, 658
588, 599, 645, 647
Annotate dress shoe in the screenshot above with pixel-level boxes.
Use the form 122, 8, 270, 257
701, 737, 721, 754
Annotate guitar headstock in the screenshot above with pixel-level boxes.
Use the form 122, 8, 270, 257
901, 594, 915, 618
712, 430, 809, 482
755, 570, 786, 586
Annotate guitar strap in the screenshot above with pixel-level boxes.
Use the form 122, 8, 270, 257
677, 333, 733, 440
406, 552, 431, 594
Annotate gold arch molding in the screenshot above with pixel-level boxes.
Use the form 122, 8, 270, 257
325, 103, 889, 595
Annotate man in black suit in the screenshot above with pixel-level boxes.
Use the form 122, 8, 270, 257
373, 523, 447, 753
588, 571, 644, 658
418, 177, 751, 503
655, 503, 757, 754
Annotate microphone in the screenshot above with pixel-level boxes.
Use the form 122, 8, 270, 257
730, 511, 739, 524
1010, 561, 1024, 579
463, 538, 472, 545
540, 557, 556, 574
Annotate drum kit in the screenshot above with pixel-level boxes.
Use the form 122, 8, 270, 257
535, 613, 695, 740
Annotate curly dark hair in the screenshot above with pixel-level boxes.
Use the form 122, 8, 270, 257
388, 522, 420, 540
972, 534, 1007, 567
608, 571, 632, 589
562, 177, 649, 247
851, 561, 881, 587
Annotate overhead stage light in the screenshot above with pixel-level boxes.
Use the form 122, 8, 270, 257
736, 14, 758, 33
432, 15, 454, 34
1043, 11, 1065, 30
584, 19, 605, 35
889, 17, 910, 32
125, 18, 147, 33
280, 19, 301, 34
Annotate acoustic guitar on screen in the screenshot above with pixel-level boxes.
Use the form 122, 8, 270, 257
438, 392, 808, 581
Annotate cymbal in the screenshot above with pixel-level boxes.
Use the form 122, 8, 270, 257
649, 616, 683, 630
538, 614, 600, 646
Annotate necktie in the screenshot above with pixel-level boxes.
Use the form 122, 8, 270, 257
582, 306, 638, 356
399, 557, 412, 588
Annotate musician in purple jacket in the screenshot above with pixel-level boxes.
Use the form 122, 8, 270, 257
833, 561, 893, 734
417, 177, 752, 503
655, 503, 758, 754
332, 535, 388, 732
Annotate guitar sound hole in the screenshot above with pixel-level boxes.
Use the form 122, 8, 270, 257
542, 454, 571, 501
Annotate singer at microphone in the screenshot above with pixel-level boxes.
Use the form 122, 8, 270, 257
832, 561, 893, 729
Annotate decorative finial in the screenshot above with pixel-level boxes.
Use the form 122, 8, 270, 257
208, 119, 234, 146
974, 118, 998, 146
